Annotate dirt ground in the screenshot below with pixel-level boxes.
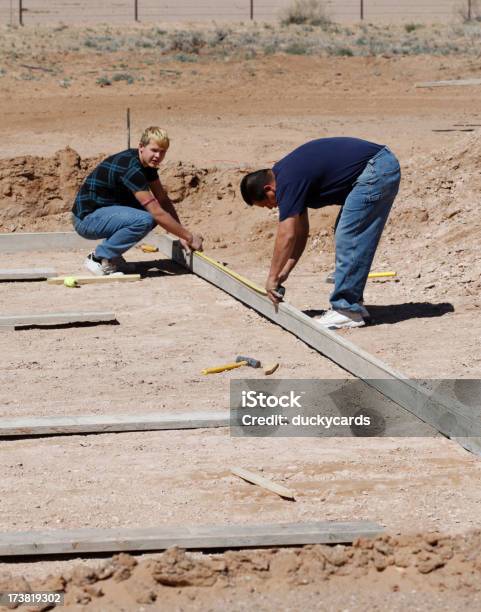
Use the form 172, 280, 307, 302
0, 22, 481, 610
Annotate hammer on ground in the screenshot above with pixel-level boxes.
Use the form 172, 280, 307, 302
201, 355, 261, 375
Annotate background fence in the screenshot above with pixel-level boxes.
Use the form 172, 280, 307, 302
0, 0, 478, 26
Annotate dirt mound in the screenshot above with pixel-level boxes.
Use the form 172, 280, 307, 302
390, 134, 480, 238
1, 533, 480, 609
383, 135, 481, 298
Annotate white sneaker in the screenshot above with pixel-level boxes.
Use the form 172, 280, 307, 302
315, 308, 365, 330
84, 253, 124, 276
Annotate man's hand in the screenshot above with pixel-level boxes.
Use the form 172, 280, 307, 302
180, 238, 191, 253
266, 277, 282, 305
181, 233, 203, 253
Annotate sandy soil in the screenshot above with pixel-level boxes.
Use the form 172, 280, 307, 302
0, 23, 481, 610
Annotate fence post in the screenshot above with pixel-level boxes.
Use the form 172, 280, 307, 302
360, 0, 364, 20
467, 0, 472, 20
134, 0, 139, 22
18, 0, 23, 25
250, 0, 254, 20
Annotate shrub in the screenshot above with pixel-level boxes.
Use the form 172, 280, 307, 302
173, 53, 198, 63
280, 0, 331, 27
284, 42, 310, 54
334, 46, 354, 56
112, 72, 135, 84
404, 23, 422, 33
168, 31, 205, 54
96, 76, 111, 86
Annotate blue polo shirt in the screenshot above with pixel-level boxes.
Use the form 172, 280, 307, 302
273, 137, 384, 221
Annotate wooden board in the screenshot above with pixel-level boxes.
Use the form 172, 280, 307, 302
231, 467, 296, 500
0, 521, 383, 556
0, 411, 230, 436
0, 311, 117, 328
47, 274, 141, 285
0, 232, 96, 253
416, 78, 481, 88
0, 268, 57, 281
151, 234, 481, 456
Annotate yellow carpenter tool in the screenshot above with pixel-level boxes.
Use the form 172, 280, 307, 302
202, 355, 261, 375
202, 361, 246, 375
368, 271, 396, 278
326, 271, 396, 283
139, 243, 159, 253
194, 252, 267, 295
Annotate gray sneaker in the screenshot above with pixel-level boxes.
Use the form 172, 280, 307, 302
84, 253, 124, 276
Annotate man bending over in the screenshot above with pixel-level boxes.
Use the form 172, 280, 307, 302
240, 137, 400, 329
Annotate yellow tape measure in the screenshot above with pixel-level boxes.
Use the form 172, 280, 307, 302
194, 252, 267, 295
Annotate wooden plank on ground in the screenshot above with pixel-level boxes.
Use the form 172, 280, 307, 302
0, 232, 96, 253
0, 268, 57, 281
151, 234, 481, 456
231, 467, 296, 500
0, 412, 230, 436
0, 521, 383, 556
416, 78, 481, 88
0, 312, 117, 328
47, 274, 141, 285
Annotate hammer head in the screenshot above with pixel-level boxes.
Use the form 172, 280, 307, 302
236, 355, 261, 368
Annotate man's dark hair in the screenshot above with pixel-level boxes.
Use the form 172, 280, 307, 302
240, 169, 271, 205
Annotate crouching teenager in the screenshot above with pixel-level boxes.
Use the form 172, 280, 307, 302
72, 126, 203, 276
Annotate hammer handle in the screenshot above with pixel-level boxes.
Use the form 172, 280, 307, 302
202, 361, 247, 375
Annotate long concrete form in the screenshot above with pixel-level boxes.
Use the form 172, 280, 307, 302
416, 78, 481, 88
0, 268, 57, 280
0, 521, 383, 556
0, 412, 230, 437
0, 232, 478, 454
0, 312, 117, 328
151, 234, 480, 456
0, 232, 94, 253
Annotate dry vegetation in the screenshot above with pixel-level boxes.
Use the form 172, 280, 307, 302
1, 21, 481, 70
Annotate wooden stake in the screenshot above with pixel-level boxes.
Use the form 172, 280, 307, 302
231, 467, 296, 500
47, 274, 140, 285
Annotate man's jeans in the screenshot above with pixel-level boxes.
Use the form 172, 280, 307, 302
330, 147, 401, 313
73, 205, 156, 260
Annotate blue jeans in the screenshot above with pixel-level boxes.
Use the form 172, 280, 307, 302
73, 206, 156, 260
330, 147, 401, 313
